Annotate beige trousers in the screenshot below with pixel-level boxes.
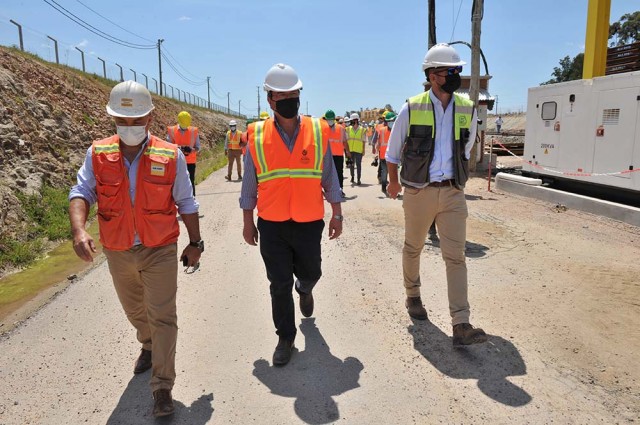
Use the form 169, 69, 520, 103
227, 149, 242, 177
104, 243, 178, 392
402, 185, 470, 325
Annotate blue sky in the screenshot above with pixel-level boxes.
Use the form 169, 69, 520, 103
0, 1, 637, 118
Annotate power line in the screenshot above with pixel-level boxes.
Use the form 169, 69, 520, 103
74, 0, 155, 44
162, 46, 207, 82
42, 0, 156, 49
450, 0, 465, 42
160, 51, 207, 86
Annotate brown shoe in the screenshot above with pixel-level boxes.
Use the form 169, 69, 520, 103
452, 323, 488, 347
299, 292, 314, 318
152, 389, 175, 417
272, 337, 295, 366
225, 175, 231, 181
406, 297, 428, 320
133, 348, 152, 374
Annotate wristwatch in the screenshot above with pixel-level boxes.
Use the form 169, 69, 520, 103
189, 240, 205, 252
333, 215, 344, 222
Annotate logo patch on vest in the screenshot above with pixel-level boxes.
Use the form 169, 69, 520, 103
300, 149, 310, 164
150, 163, 166, 176
458, 115, 468, 126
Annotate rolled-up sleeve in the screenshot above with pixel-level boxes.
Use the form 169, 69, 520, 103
69, 147, 97, 205
174, 149, 199, 214
239, 152, 258, 210
385, 103, 409, 165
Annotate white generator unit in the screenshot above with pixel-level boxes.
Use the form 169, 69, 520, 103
522, 71, 640, 199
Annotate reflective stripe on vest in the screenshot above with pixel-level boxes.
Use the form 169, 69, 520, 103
323, 123, 344, 156
248, 116, 326, 222
227, 130, 242, 150
346, 126, 365, 153
92, 135, 180, 250
168, 125, 198, 164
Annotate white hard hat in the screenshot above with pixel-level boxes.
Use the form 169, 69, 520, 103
106, 80, 154, 118
263, 63, 303, 92
422, 43, 466, 71
229, 120, 237, 126
350, 113, 360, 121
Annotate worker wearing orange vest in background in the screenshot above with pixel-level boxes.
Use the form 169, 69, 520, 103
167, 111, 200, 196
224, 119, 244, 181
372, 111, 397, 195
68, 81, 203, 418
322, 109, 350, 198
240, 63, 343, 367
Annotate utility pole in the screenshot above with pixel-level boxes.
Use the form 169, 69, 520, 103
157, 39, 164, 96
227, 92, 230, 114
428, 0, 437, 48
238, 100, 241, 116
306, 101, 309, 116
206, 76, 211, 109
257, 86, 261, 116
469, 0, 484, 171
495, 94, 499, 115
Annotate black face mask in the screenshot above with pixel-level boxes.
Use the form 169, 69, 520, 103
440, 73, 461, 94
275, 97, 300, 119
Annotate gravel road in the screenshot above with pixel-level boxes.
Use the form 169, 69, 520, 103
1, 160, 638, 424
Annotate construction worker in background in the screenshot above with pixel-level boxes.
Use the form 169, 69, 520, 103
240, 63, 343, 366
260, 111, 270, 121
68, 81, 203, 418
323, 109, 351, 197
224, 119, 244, 181
386, 43, 487, 347
372, 110, 396, 195
345, 113, 366, 185
167, 111, 200, 196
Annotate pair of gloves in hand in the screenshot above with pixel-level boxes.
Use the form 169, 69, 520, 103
180, 146, 193, 154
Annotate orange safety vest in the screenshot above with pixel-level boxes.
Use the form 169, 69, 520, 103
167, 125, 198, 164
92, 135, 180, 251
247, 116, 327, 222
323, 122, 344, 156
376, 126, 391, 160
227, 130, 243, 150
366, 127, 374, 139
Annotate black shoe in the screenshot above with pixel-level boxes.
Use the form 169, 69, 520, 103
272, 337, 294, 366
350, 178, 355, 183
238, 175, 242, 181
405, 297, 428, 320
299, 291, 314, 318
152, 389, 175, 417
341, 191, 346, 198
134, 348, 152, 374
357, 180, 361, 186
452, 323, 488, 347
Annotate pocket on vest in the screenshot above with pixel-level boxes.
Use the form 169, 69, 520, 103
141, 180, 173, 212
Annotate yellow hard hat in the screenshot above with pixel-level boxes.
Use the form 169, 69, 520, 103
177, 111, 191, 128
260, 111, 270, 120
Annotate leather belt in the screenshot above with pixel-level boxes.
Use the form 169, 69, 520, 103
428, 179, 454, 187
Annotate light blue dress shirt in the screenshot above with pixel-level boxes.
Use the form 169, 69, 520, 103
239, 117, 343, 210
69, 135, 199, 245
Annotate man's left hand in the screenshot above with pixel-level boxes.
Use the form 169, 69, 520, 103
328, 217, 342, 240
180, 245, 201, 267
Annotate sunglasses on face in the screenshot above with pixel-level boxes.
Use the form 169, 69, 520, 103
434, 66, 462, 76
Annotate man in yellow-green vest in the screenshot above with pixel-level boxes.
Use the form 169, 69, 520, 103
386, 43, 487, 347
344, 112, 367, 185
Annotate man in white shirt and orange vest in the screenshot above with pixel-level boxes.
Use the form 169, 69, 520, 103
240, 63, 343, 366
167, 111, 200, 196
322, 109, 350, 197
68, 81, 203, 417
224, 119, 244, 181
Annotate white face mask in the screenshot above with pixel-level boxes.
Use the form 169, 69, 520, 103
387, 121, 394, 129
327, 119, 335, 127
117, 125, 147, 146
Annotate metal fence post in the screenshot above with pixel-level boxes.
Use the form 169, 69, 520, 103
97, 57, 106, 79
129, 68, 137, 82
115, 63, 123, 82
46, 35, 59, 64
75, 47, 85, 72
142, 73, 148, 89
152, 78, 158, 94
9, 20, 23, 51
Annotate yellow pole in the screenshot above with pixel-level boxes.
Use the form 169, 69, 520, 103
582, 0, 611, 79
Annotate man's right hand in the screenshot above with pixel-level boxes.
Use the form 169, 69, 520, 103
243, 222, 258, 246
72, 228, 97, 262
387, 181, 402, 199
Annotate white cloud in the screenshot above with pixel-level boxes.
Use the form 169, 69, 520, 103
178, 16, 191, 21
76, 39, 89, 48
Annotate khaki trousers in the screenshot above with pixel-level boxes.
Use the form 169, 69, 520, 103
104, 243, 178, 392
402, 185, 470, 325
227, 149, 242, 177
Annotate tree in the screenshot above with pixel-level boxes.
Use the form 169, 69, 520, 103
609, 12, 640, 46
542, 11, 639, 84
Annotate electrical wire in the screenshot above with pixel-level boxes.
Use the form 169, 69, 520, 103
449, 0, 464, 42
162, 46, 208, 82
74, 0, 155, 44
161, 51, 207, 86
42, 0, 156, 49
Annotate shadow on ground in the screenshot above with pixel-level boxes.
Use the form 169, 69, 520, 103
424, 239, 489, 258
107, 373, 214, 424
408, 319, 531, 407
253, 318, 364, 424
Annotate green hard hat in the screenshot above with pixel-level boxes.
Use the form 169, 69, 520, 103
324, 109, 336, 120
384, 111, 397, 121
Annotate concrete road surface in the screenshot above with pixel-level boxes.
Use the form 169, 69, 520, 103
1, 157, 638, 424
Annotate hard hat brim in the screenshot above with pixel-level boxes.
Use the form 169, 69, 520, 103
106, 104, 155, 118
263, 80, 303, 92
